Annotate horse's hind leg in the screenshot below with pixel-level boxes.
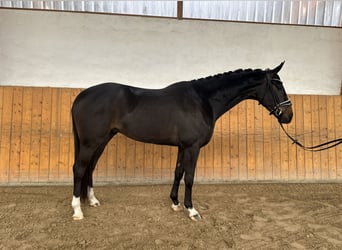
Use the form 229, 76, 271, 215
170, 147, 185, 211
72, 145, 96, 220
72, 131, 115, 220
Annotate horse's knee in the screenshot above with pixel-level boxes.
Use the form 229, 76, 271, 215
184, 173, 194, 188
174, 169, 184, 182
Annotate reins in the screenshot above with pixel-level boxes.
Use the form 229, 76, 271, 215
279, 123, 342, 152
266, 76, 342, 152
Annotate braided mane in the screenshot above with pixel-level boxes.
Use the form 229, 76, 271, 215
191, 68, 265, 84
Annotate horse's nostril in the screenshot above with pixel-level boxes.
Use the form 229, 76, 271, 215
279, 111, 293, 124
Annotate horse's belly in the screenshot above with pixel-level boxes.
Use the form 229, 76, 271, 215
118, 112, 211, 147
121, 124, 178, 146
117, 113, 178, 145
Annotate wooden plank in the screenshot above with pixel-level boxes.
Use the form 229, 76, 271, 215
95, 142, 108, 182
271, 105, 281, 180
161, 145, 171, 180
0, 87, 4, 182
19, 87, 33, 183
229, 106, 239, 180
0, 87, 13, 183
318, 96, 329, 180
170, 146, 178, 180
116, 134, 127, 179
327, 96, 337, 179
213, 116, 222, 179
125, 138, 136, 179
29, 88, 43, 182
144, 142, 154, 180
204, 135, 214, 180
196, 142, 206, 180
39, 88, 52, 182
58, 88, 72, 181
221, 113, 231, 180
262, 106, 272, 180
238, 102, 247, 180
246, 100, 256, 180
9, 87, 23, 183
254, 102, 264, 180
287, 95, 297, 180
303, 95, 313, 179
311, 95, 321, 180
334, 96, 342, 180
134, 141, 145, 181
152, 144, 162, 181
48, 88, 61, 182
279, 122, 289, 181
294, 95, 305, 180
106, 137, 118, 180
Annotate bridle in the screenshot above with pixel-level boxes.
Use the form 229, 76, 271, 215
261, 76, 292, 119
263, 75, 342, 151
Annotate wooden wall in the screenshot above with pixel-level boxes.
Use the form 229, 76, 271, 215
0, 86, 341, 184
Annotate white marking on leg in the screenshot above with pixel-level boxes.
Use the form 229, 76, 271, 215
72, 196, 84, 220
88, 187, 100, 207
171, 202, 183, 212
188, 207, 202, 221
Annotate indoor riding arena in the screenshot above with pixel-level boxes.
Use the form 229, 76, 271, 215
1, 1, 341, 249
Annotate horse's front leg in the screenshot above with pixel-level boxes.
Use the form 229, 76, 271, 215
183, 146, 201, 221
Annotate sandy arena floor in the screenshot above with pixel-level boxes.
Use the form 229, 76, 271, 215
0, 183, 341, 249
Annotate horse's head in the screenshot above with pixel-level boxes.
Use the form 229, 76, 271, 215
258, 62, 293, 124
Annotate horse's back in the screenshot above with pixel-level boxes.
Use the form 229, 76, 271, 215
72, 82, 213, 147
73, 82, 195, 113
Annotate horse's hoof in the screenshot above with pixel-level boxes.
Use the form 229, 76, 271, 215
190, 214, 202, 222
171, 203, 183, 212
89, 201, 100, 207
188, 207, 201, 222
72, 214, 84, 220
88, 195, 100, 207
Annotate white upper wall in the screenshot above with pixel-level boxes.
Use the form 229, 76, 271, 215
0, 9, 341, 95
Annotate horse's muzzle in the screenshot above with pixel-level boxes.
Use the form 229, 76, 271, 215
278, 108, 293, 124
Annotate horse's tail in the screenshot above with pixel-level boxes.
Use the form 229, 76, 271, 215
71, 102, 89, 201
72, 107, 80, 164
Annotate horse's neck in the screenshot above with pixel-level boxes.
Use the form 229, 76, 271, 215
201, 77, 259, 121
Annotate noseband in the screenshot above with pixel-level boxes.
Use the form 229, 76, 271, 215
265, 78, 292, 118
269, 99, 292, 116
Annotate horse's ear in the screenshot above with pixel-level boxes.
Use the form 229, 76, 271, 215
272, 61, 285, 74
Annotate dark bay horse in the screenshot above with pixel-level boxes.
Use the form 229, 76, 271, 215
71, 62, 293, 221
